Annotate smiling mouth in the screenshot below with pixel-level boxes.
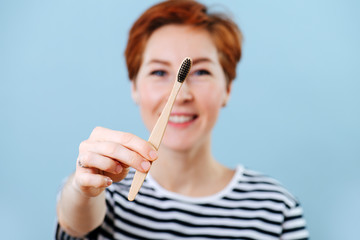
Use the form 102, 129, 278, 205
168, 115, 197, 124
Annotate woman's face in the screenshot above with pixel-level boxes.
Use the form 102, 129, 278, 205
132, 25, 231, 152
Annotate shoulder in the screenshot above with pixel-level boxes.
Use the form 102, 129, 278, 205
232, 166, 300, 210
236, 168, 309, 238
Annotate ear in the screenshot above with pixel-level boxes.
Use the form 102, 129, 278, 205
222, 82, 232, 107
130, 81, 139, 104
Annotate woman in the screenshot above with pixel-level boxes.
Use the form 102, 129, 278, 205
56, 0, 309, 239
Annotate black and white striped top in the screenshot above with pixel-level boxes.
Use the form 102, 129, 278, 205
56, 166, 309, 240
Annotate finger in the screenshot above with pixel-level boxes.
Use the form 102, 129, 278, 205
77, 153, 123, 175
89, 127, 158, 161
104, 167, 130, 183
80, 140, 151, 173
76, 172, 112, 189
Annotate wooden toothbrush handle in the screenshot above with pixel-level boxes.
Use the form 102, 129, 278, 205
128, 81, 183, 201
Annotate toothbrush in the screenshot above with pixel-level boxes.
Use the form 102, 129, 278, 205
128, 57, 192, 201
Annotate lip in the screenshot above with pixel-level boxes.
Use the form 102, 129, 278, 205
167, 112, 198, 128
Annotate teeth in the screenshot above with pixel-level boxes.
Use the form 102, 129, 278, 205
169, 115, 193, 123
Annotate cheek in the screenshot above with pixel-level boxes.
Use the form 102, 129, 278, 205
137, 83, 169, 117
138, 85, 157, 107
197, 84, 226, 112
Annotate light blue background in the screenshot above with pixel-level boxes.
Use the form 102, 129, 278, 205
1, 0, 359, 239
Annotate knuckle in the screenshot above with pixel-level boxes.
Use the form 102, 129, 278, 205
141, 142, 156, 160
78, 140, 89, 151
80, 152, 91, 164
104, 163, 115, 173
91, 126, 104, 138
120, 131, 134, 145
97, 158, 114, 172
104, 143, 118, 156
94, 126, 104, 133
144, 142, 154, 152
77, 174, 89, 187
128, 151, 142, 166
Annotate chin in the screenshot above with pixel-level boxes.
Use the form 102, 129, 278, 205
161, 138, 195, 152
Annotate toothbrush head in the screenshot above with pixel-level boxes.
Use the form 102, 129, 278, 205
177, 57, 192, 83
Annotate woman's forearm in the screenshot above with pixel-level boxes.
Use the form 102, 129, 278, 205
56, 127, 156, 237
56, 173, 106, 237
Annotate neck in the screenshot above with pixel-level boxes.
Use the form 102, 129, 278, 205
149, 137, 234, 197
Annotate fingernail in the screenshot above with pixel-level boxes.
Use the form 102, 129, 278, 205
149, 150, 158, 160
106, 178, 113, 186
141, 161, 151, 172
116, 164, 123, 173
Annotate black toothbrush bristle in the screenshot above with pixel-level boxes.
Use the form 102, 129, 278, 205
177, 58, 192, 83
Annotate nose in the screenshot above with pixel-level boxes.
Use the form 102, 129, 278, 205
176, 81, 193, 103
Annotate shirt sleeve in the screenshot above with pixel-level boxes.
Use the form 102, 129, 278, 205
55, 189, 115, 240
55, 223, 100, 240
281, 202, 309, 240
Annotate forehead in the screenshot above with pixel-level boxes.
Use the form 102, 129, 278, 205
142, 25, 219, 65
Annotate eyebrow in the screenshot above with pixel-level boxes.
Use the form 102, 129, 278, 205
145, 57, 214, 67
146, 59, 171, 66
192, 57, 214, 65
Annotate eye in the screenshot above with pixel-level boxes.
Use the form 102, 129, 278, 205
193, 69, 210, 76
150, 70, 167, 77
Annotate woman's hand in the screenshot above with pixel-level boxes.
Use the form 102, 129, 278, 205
73, 126, 158, 198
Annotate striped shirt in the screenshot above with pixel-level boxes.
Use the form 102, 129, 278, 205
56, 165, 309, 240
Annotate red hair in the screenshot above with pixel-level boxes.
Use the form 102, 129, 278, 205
125, 0, 242, 84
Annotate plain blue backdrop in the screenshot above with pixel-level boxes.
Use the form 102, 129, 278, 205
1, 0, 359, 239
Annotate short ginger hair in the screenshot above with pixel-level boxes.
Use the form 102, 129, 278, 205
125, 0, 242, 84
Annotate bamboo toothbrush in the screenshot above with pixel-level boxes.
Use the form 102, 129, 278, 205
128, 57, 192, 201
